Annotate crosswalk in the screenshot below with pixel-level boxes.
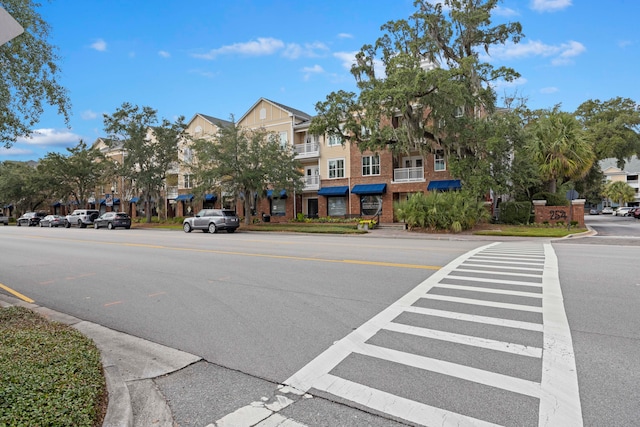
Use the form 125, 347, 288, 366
284, 242, 582, 426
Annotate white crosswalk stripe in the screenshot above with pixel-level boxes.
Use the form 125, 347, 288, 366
284, 242, 583, 427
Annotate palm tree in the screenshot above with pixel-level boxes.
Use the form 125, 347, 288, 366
603, 180, 636, 207
528, 109, 595, 193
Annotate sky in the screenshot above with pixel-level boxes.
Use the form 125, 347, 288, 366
2, 0, 639, 162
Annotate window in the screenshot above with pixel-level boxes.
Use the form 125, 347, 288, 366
259, 108, 266, 120
279, 131, 288, 149
327, 133, 342, 146
271, 198, 286, 216
328, 159, 345, 178
327, 197, 347, 216
361, 125, 371, 138
327, 124, 344, 146
183, 174, 194, 188
435, 150, 446, 171
362, 155, 380, 176
183, 147, 193, 163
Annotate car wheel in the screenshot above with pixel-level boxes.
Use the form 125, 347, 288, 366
108, 222, 114, 230
65, 221, 71, 228
16, 221, 21, 227
40, 222, 44, 227
183, 222, 192, 233
78, 220, 85, 228
94, 223, 99, 229
227, 228, 236, 233
208, 223, 217, 234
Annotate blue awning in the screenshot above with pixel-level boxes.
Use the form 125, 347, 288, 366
99, 198, 120, 205
129, 197, 139, 203
351, 183, 386, 195
175, 194, 194, 202
427, 179, 461, 191
318, 186, 349, 196
204, 194, 217, 202
52, 201, 62, 207
266, 189, 287, 198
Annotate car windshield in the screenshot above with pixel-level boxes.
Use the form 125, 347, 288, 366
221, 210, 236, 217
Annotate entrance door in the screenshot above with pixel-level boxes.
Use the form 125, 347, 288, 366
307, 198, 319, 219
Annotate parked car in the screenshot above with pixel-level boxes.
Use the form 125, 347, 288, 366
601, 206, 614, 215
65, 209, 100, 228
0, 213, 8, 225
182, 209, 239, 233
631, 207, 640, 219
94, 212, 131, 230
614, 207, 632, 216
39, 214, 68, 227
16, 212, 46, 226
589, 208, 599, 215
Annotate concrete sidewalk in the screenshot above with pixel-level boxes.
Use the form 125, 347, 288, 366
0, 294, 200, 427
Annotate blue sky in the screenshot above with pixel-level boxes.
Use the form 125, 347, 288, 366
2, 0, 639, 161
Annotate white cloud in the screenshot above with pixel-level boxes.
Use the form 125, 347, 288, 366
16, 129, 81, 147
301, 64, 325, 81
540, 86, 559, 94
337, 33, 353, 39
334, 51, 358, 70
494, 6, 519, 17
485, 39, 585, 65
0, 147, 34, 156
531, 0, 572, 12
90, 38, 107, 51
283, 42, 329, 59
81, 110, 98, 120
188, 69, 218, 79
193, 37, 285, 59
158, 50, 171, 58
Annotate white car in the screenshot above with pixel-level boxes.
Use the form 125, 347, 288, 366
615, 207, 632, 216
601, 207, 614, 215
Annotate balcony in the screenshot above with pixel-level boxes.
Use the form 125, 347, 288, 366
393, 167, 424, 183
294, 141, 320, 159
302, 174, 320, 191
166, 187, 178, 199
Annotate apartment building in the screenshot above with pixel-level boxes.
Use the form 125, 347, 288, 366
601, 156, 640, 206
170, 97, 459, 224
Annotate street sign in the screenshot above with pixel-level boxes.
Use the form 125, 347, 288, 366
0, 7, 24, 47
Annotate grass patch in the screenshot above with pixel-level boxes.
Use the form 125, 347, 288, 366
473, 225, 588, 237
0, 306, 107, 427
243, 222, 365, 234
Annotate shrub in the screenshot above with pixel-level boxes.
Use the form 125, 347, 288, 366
499, 201, 532, 224
532, 191, 569, 206
394, 191, 489, 232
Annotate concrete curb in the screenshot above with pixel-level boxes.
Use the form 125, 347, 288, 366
0, 295, 132, 427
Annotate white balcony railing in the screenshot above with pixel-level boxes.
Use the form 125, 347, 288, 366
167, 187, 179, 199
294, 142, 320, 159
302, 174, 320, 190
393, 167, 424, 182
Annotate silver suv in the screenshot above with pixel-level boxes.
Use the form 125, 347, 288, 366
65, 209, 100, 228
183, 209, 239, 234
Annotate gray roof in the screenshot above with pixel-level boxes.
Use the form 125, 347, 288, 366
264, 98, 312, 122
600, 156, 640, 173
198, 114, 232, 128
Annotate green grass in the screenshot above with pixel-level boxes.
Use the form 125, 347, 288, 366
243, 222, 365, 234
0, 306, 107, 427
473, 225, 588, 237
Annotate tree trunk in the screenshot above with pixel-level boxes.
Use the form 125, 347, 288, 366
244, 196, 252, 226
547, 180, 557, 193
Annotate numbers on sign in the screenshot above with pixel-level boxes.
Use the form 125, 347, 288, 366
550, 210, 567, 220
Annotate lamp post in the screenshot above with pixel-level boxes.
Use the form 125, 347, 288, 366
110, 186, 115, 212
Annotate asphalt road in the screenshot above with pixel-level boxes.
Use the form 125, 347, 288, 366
1, 220, 638, 426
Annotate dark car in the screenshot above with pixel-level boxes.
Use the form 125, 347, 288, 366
94, 212, 131, 230
631, 207, 640, 219
182, 209, 239, 233
39, 214, 67, 227
16, 212, 46, 226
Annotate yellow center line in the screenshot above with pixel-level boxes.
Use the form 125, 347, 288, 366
25, 235, 442, 270
0, 283, 35, 303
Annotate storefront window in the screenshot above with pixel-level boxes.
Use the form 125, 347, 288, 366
361, 195, 382, 216
271, 198, 286, 216
327, 197, 347, 216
